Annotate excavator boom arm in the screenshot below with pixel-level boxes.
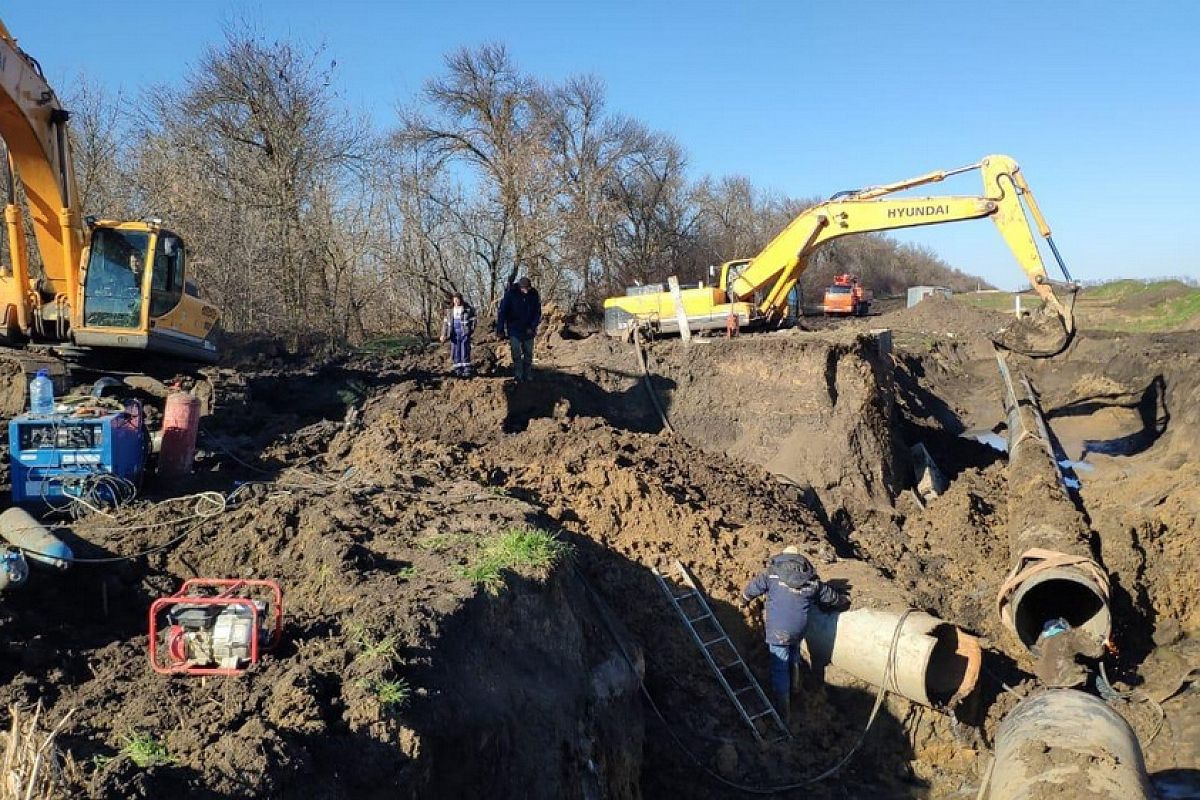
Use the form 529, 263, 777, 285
726, 155, 1073, 330
0, 21, 82, 306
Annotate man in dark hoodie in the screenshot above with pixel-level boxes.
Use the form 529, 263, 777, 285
496, 276, 542, 383
742, 546, 846, 722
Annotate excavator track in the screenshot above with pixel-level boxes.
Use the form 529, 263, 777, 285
0, 344, 248, 421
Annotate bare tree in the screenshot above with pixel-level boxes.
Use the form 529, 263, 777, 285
401, 44, 553, 289
58, 32, 991, 346
134, 21, 367, 340
64, 74, 136, 218
606, 132, 694, 289
542, 75, 646, 304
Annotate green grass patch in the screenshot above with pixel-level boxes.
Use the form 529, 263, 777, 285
460, 526, 571, 592
365, 677, 411, 709
355, 335, 425, 356
351, 626, 400, 663
120, 733, 173, 769
1085, 279, 1189, 301
1110, 289, 1200, 332
415, 532, 455, 551
960, 281, 1200, 334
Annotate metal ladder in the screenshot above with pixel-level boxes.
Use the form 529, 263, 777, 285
653, 559, 790, 742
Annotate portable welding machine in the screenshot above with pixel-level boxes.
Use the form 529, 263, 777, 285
9, 404, 149, 507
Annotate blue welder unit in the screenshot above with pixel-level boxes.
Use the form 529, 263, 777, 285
9, 408, 148, 507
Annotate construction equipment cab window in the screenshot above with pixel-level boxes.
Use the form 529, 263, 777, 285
83, 228, 151, 328
150, 234, 185, 317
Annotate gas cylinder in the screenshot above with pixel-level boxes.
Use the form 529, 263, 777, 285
158, 389, 201, 479
0, 507, 72, 570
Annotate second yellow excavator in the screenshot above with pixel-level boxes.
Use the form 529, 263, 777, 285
603, 154, 1077, 357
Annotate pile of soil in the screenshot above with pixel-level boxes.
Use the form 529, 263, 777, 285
359, 363, 949, 798
876, 294, 1011, 338
2, 294, 1198, 798
0, 376, 643, 799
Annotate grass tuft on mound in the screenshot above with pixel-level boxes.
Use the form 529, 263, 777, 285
462, 527, 572, 592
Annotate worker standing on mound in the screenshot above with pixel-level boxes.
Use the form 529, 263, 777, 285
496, 276, 542, 384
742, 546, 847, 723
440, 292, 477, 377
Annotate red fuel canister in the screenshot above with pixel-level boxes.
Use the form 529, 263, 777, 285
158, 390, 201, 478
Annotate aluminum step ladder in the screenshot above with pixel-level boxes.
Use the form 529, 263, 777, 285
653, 559, 790, 742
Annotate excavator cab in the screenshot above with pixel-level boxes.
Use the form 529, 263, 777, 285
80, 226, 148, 328
75, 221, 220, 363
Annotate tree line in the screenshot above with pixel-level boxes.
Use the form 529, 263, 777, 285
60, 25, 986, 344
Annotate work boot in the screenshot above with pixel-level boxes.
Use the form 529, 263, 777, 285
773, 691, 791, 726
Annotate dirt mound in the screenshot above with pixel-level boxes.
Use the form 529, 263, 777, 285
880, 294, 1012, 339
0, 412, 642, 799
334, 364, 956, 796
562, 330, 907, 534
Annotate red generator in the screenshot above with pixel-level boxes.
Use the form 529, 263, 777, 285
149, 579, 283, 675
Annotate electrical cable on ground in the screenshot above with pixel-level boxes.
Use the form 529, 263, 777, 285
6, 466, 364, 566
573, 562, 911, 794
8, 428, 417, 566
1096, 660, 1171, 749
631, 327, 675, 434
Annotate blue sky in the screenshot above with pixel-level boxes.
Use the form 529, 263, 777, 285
6, 0, 1198, 289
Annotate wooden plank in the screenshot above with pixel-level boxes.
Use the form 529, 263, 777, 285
667, 276, 692, 348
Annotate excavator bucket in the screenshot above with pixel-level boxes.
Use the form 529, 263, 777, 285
990, 292, 1077, 359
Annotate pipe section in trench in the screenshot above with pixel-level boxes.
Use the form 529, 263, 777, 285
984, 689, 1153, 800
804, 607, 981, 708
994, 355, 1110, 685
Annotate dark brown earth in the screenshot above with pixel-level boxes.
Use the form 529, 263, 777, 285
1, 298, 1198, 799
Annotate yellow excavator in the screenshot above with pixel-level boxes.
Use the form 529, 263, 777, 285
603, 154, 1077, 357
0, 18, 219, 368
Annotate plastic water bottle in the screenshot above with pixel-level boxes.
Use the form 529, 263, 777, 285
29, 369, 54, 415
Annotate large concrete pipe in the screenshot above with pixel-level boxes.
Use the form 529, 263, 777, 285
799, 560, 981, 708
985, 689, 1153, 800
804, 607, 981, 708
994, 355, 1110, 684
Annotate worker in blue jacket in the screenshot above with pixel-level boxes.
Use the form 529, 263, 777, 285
496, 276, 542, 383
742, 546, 847, 723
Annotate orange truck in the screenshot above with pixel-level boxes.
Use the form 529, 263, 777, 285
823, 274, 873, 316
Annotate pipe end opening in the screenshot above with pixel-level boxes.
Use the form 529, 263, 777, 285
1012, 573, 1110, 649
926, 624, 982, 706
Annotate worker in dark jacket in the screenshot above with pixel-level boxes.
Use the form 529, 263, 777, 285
742, 546, 846, 722
496, 276, 541, 383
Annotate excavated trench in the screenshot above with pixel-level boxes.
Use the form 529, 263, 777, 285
1, 305, 1198, 798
